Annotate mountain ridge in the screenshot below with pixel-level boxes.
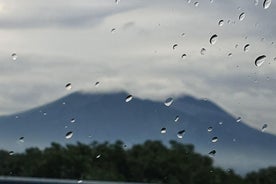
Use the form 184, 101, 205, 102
0, 91, 275, 175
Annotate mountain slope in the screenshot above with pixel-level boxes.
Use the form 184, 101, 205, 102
0, 91, 275, 174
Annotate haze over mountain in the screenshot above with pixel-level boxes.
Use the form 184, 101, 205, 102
0, 91, 275, 175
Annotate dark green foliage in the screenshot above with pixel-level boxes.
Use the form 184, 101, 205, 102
0, 140, 273, 184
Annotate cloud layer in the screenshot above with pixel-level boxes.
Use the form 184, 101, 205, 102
0, 0, 275, 134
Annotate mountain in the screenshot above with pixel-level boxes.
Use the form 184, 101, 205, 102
0, 91, 275, 175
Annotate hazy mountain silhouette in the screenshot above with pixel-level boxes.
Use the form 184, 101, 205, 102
0, 91, 275, 175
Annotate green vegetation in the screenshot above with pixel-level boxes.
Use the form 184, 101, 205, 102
0, 140, 275, 184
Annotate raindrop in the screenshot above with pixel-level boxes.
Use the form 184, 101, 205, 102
125, 95, 133, 102
239, 12, 245, 21
70, 118, 76, 123
274, 57, 276, 61
164, 97, 173, 107
210, 34, 218, 45
236, 117, 241, 122
181, 54, 187, 60
65, 131, 73, 139
187, 0, 191, 3
194, 2, 199, 6
65, 83, 72, 90
243, 44, 250, 52
208, 150, 216, 157
200, 48, 206, 55
96, 154, 101, 159
218, 20, 224, 26
174, 116, 180, 122
43, 112, 47, 116
255, 55, 266, 67
210, 0, 214, 3
219, 121, 223, 125
254, 0, 259, 5
263, 0, 272, 9
181, 33, 185, 37
9, 151, 14, 156
115, 0, 120, 4
173, 44, 178, 50
95, 81, 100, 87
11, 53, 17, 61
212, 137, 218, 143
19, 137, 24, 143
207, 127, 213, 132
228, 53, 233, 57
235, 44, 239, 48
177, 130, 185, 139
111, 28, 116, 33
160, 128, 167, 134
261, 124, 268, 132
77, 180, 83, 184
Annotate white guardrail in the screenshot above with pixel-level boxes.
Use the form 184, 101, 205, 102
0, 176, 153, 184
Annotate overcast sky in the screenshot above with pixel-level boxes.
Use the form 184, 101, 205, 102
0, 0, 275, 135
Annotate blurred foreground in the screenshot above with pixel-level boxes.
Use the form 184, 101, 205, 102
0, 140, 275, 184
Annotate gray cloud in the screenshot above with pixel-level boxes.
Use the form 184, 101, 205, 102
0, 0, 275, 135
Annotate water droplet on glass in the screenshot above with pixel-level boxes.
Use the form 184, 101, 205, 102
243, 44, 250, 52
210, 0, 214, 3
95, 81, 100, 87
194, 2, 199, 6
161, 128, 167, 134
200, 48, 206, 55
218, 20, 224, 26
164, 97, 173, 107
228, 53, 233, 57
177, 130, 185, 139
65, 131, 73, 139
173, 44, 178, 50
263, 0, 272, 9
236, 117, 241, 122
207, 127, 213, 132
65, 83, 72, 90
210, 34, 218, 45
274, 57, 276, 61
19, 137, 24, 143
181, 33, 185, 37
181, 54, 187, 60
111, 28, 116, 33
255, 55, 266, 67
212, 136, 218, 143
70, 118, 76, 123
11, 53, 17, 61
125, 95, 133, 102
43, 112, 47, 116
261, 124, 268, 132
235, 44, 239, 48
174, 116, 179, 122
77, 180, 83, 184
187, 0, 191, 3
208, 150, 216, 157
9, 151, 14, 156
239, 12, 245, 21
115, 0, 120, 4
96, 154, 101, 159
254, 0, 259, 6
219, 121, 223, 125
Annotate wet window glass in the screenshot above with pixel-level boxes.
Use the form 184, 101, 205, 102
0, 0, 275, 183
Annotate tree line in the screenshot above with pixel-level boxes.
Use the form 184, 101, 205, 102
0, 140, 275, 184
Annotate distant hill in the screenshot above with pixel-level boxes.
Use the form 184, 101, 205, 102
0, 91, 275, 175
